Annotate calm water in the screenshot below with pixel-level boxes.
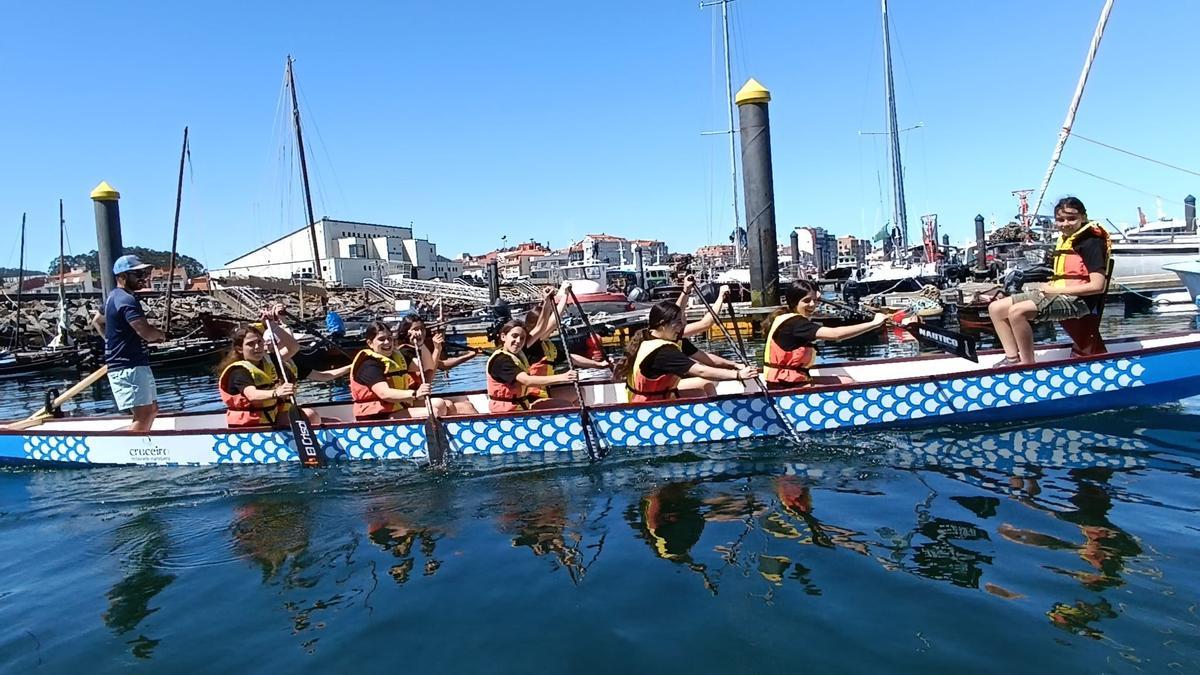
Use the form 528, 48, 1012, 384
1, 312, 1198, 673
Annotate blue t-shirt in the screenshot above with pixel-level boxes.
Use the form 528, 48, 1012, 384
325, 310, 345, 334
104, 288, 150, 368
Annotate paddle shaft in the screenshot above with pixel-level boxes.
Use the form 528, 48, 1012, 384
412, 345, 447, 466
690, 288, 805, 446
3, 365, 109, 430
565, 287, 607, 363
268, 329, 323, 468
548, 295, 601, 461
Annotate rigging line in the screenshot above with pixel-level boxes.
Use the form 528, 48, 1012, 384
1057, 162, 1189, 207
296, 80, 347, 219
1071, 132, 1200, 179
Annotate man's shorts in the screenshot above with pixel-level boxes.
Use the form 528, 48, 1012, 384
108, 365, 158, 411
1008, 289, 1091, 322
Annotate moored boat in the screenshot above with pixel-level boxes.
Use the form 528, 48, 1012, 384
3, 331, 1199, 466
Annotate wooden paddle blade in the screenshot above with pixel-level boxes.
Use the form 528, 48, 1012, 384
908, 323, 979, 362
287, 407, 324, 468
426, 418, 447, 466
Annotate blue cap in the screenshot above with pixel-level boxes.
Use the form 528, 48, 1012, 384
113, 254, 152, 275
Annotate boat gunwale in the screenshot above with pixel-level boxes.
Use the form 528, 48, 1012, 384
3, 330, 1198, 439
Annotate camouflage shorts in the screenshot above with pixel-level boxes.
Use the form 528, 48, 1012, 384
1007, 289, 1090, 321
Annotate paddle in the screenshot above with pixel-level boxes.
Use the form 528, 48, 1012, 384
267, 331, 324, 468
411, 345, 448, 466
549, 292, 602, 462
820, 298, 978, 362
565, 287, 611, 365
691, 288, 805, 446
2, 365, 109, 431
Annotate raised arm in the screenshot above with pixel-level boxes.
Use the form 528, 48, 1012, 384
683, 284, 730, 338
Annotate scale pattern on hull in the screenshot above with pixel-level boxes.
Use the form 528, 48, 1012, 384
0, 343, 1190, 466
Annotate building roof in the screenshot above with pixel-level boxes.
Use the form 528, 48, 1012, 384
223, 217, 414, 266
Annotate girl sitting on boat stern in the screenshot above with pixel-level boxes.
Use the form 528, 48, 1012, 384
763, 280, 887, 389
395, 315, 479, 415
487, 320, 579, 413
350, 321, 453, 421
521, 287, 612, 406
987, 196, 1111, 366
217, 311, 350, 429
615, 301, 757, 403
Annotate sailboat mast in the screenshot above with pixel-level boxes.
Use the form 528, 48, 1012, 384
286, 56, 324, 283
702, 0, 743, 267
1030, 0, 1115, 221
881, 0, 908, 260
164, 126, 188, 337
57, 202, 65, 298
14, 213, 25, 349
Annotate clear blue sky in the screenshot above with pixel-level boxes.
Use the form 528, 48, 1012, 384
2, 0, 1198, 274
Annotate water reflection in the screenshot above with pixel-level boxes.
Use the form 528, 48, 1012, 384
103, 512, 175, 659
3, 412, 1198, 669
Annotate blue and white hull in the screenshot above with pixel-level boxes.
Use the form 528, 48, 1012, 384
3, 333, 1199, 466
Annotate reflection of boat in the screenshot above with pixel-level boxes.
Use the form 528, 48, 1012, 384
4, 331, 1200, 465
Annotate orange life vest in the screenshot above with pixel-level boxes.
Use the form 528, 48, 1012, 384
1050, 221, 1111, 289
487, 350, 532, 413
525, 338, 558, 399
625, 338, 682, 403
219, 358, 298, 428
350, 349, 412, 419
763, 313, 817, 385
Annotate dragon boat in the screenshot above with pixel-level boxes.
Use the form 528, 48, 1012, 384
2, 332, 1199, 467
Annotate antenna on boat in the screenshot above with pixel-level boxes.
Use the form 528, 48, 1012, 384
13, 213, 25, 350
286, 55, 324, 284
700, 0, 743, 267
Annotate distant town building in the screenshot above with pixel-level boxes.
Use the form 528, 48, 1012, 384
497, 241, 551, 280
576, 234, 668, 266
794, 227, 837, 275
836, 236, 872, 269
148, 266, 187, 292
695, 244, 735, 269
43, 268, 96, 293
529, 252, 571, 282
210, 218, 453, 286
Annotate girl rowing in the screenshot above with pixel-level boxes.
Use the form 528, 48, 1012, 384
486, 320, 579, 413
350, 321, 453, 421
217, 309, 350, 429
762, 280, 888, 389
395, 315, 479, 414
676, 275, 732, 338
615, 301, 756, 403
520, 286, 612, 406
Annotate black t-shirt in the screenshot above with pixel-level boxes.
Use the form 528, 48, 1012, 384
524, 339, 564, 366
1067, 232, 1108, 311
639, 339, 700, 380
488, 352, 524, 385
769, 315, 821, 352
352, 358, 388, 389
222, 356, 311, 396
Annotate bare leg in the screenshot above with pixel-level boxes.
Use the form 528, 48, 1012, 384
1007, 302, 1039, 363
988, 297, 1020, 359
129, 403, 158, 433
676, 377, 717, 398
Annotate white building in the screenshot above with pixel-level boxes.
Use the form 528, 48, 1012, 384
210, 218, 452, 286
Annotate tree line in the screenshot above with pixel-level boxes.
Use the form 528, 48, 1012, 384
45, 247, 206, 278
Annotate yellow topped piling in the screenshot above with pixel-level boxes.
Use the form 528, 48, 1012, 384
90, 181, 120, 201
734, 78, 771, 106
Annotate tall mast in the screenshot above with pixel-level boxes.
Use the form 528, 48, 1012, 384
286, 55, 324, 283
881, 0, 908, 260
56, 200, 67, 345
1030, 0, 1115, 220
14, 213, 25, 349
702, 0, 742, 266
164, 126, 188, 337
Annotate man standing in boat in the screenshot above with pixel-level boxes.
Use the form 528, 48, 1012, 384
104, 254, 166, 431
988, 197, 1111, 365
